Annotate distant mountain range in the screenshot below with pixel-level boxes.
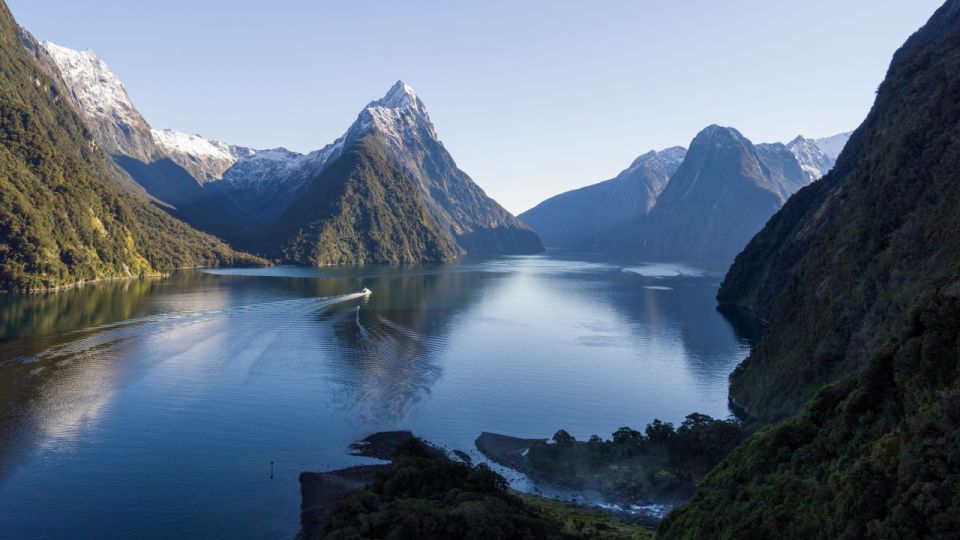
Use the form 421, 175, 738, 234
521, 126, 850, 264
33, 41, 542, 264
6, 6, 854, 284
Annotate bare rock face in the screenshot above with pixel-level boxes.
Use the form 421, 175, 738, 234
37, 39, 159, 164
337, 81, 543, 255
785, 135, 835, 182
151, 128, 254, 183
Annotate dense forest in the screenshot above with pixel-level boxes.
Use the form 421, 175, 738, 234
659, 1, 960, 537
272, 137, 459, 266
476, 415, 745, 508
314, 437, 651, 540
0, 2, 259, 292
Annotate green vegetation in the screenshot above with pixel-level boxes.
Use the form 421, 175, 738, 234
524, 415, 745, 505
318, 438, 652, 539
660, 282, 960, 538
0, 1, 260, 292
520, 496, 653, 540
273, 137, 458, 266
659, 2, 960, 537
717, 0, 960, 421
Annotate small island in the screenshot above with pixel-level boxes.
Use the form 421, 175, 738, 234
298, 432, 655, 540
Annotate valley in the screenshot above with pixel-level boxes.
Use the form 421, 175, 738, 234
1, 0, 958, 538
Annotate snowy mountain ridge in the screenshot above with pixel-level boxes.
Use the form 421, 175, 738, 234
39, 39, 258, 182
786, 135, 835, 182
151, 128, 255, 182
39, 40, 138, 130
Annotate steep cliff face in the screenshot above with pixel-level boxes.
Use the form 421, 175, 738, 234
519, 147, 686, 248
717, 0, 960, 420
0, 2, 259, 291
614, 126, 797, 264
35, 39, 160, 164
270, 137, 458, 266
337, 82, 543, 255
786, 135, 836, 182
660, 1, 960, 536
150, 128, 254, 183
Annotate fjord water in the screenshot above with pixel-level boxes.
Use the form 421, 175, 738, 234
0, 253, 754, 539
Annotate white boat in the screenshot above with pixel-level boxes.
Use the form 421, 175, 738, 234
360, 287, 372, 297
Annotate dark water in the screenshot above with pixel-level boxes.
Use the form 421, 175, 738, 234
0, 253, 755, 539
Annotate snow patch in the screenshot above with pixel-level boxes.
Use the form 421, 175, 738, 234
40, 40, 137, 126
151, 129, 248, 161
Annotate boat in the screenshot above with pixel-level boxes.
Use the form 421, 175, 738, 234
360, 287, 372, 297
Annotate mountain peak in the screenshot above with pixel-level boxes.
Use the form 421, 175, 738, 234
37, 39, 160, 161
349, 80, 438, 148
698, 124, 744, 140
369, 80, 420, 110
787, 135, 810, 146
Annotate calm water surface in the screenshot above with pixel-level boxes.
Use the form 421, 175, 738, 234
0, 252, 756, 539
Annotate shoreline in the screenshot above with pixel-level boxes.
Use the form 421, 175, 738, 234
299, 431, 660, 538
1, 263, 270, 295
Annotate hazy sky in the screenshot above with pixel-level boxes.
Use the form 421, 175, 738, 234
10, 1, 944, 213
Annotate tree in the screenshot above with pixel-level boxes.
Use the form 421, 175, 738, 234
644, 419, 676, 444
612, 427, 642, 444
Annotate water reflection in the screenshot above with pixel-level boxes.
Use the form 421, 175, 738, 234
0, 254, 760, 539
0, 267, 499, 481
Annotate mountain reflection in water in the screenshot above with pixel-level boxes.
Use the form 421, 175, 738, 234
0, 253, 756, 539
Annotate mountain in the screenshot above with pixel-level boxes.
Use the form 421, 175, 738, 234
329, 81, 542, 255
33, 39, 160, 164
753, 140, 816, 197
150, 128, 254, 183
259, 82, 541, 261
786, 135, 836, 182
0, 2, 259, 292
812, 130, 853, 160
519, 147, 686, 248
661, 1, 960, 536
521, 128, 837, 260
270, 137, 459, 265
35, 41, 541, 261
602, 125, 816, 264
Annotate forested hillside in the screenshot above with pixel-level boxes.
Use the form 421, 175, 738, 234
0, 1, 258, 291
272, 137, 459, 266
660, 1, 960, 537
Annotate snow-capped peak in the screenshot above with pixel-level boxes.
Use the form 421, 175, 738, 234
39, 40, 137, 127
346, 80, 439, 157
786, 134, 834, 182
368, 80, 420, 110
151, 128, 255, 182
151, 128, 250, 162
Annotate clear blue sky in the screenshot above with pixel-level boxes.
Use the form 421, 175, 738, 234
9, 0, 944, 213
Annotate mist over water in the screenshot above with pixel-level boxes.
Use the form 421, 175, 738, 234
0, 253, 755, 539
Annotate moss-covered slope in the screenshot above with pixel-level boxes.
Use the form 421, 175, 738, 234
660, 1, 960, 537
271, 137, 458, 266
717, 0, 960, 420
0, 1, 259, 291
661, 282, 960, 538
